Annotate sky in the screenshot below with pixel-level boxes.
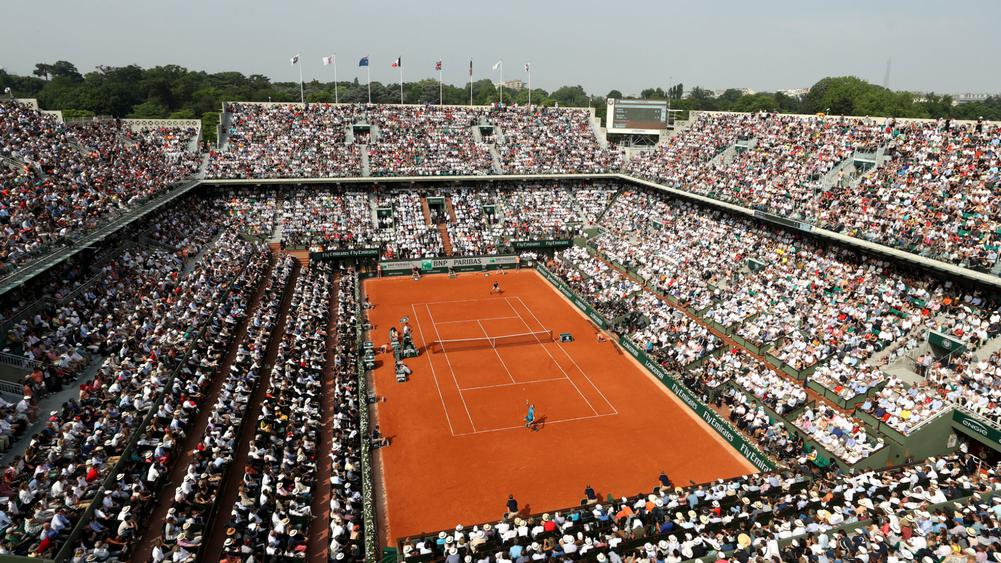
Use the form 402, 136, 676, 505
2, 0, 999, 96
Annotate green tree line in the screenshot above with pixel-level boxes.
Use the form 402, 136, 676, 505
2, 62, 999, 144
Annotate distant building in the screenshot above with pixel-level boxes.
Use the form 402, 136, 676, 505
777, 88, 809, 98
499, 79, 525, 91
954, 92, 995, 105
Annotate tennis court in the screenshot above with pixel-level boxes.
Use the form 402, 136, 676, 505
365, 270, 756, 542
410, 295, 618, 435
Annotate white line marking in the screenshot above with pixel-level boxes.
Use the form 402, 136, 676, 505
421, 298, 504, 306
410, 304, 456, 436
433, 315, 521, 325
514, 295, 619, 415
453, 413, 616, 436
425, 303, 478, 432
408, 302, 456, 434
501, 298, 600, 417
460, 376, 567, 392
477, 319, 516, 384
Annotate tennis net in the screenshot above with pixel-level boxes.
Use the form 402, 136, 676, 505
429, 329, 553, 353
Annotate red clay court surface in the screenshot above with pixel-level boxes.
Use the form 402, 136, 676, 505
365, 270, 756, 542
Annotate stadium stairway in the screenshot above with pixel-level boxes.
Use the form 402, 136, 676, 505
589, 116, 609, 149
489, 145, 505, 174
305, 273, 342, 562
218, 109, 233, 149
977, 333, 1001, 361
128, 255, 278, 560
420, 196, 433, 226
439, 223, 453, 256
360, 150, 371, 176
445, 197, 457, 222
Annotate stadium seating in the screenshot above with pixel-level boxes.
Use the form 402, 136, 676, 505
0, 100, 200, 275
399, 455, 997, 562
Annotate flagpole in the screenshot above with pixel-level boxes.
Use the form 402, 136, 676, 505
469, 61, 473, 106
298, 55, 305, 105
439, 67, 443, 106
499, 61, 504, 106
399, 63, 404, 104
367, 65, 371, 104
334, 56, 339, 104
527, 65, 532, 109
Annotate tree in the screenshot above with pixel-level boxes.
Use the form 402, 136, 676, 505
606, 90, 623, 100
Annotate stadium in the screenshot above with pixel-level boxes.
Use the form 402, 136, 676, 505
2, 3, 1001, 562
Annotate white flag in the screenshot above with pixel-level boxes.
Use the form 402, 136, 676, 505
524, 63, 530, 72
492, 60, 502, 71
290, 54, 300, 66
322, 55, 334, 66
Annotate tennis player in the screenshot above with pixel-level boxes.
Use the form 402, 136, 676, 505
490, 281, 502, 294
524, 402, 536, 430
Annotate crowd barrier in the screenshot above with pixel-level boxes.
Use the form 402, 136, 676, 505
357, 275, 379, 563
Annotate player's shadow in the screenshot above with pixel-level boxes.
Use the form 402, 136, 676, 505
530, 415, 548, 432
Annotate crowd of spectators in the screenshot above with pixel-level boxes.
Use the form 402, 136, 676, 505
149, 254, 293, 562
794, 405, 885, 464
0, 222, 270, 557
400, 455, 999, 563
328, 271, 365, 560
208, 103, 360, 179
366, 106, 492, 176
491, 106, 622, 174
628, 111, 1001, 270
208, 103, 621, 179
1, 100, 199, 275
224, 261, 330, 559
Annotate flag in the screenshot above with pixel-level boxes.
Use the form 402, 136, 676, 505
290, 54, 300, 66
524, 63, 530, 73
359, 56, 369, 67
322, 55, 335, 66
435, 60, 442, 71
492, 60, 502, 71
468, 60, 473, 77
391, 57, 401, 68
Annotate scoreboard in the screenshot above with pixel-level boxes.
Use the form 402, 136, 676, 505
606, 99, 668, 135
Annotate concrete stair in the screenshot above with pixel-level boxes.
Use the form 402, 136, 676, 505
369, 193, 379, 229
420, 197, 433, 227
439, 224, 453, 256
976, 333, 1001, 361
489, 146, 505, 174
445, 197, 457, 223
218, 109, 233, 149
360, 150, 371, 177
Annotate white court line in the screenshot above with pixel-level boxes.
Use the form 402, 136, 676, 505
425, 303, 478, 432
513, 295, 619, 415
421, 298, 504, 306
453, 413, 616, 436
477, 319, 516, 384
460, 376, 567, 392
499, 298, 600, 417
433, 316, 520, 325
409, 304, 456, 436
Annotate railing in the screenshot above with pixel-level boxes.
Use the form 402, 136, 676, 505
357, 275, 378, 563
0, 177, 202, 297
0, 351, 44, 371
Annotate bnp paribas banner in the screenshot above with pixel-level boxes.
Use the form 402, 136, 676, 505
380, 255, 519, 275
